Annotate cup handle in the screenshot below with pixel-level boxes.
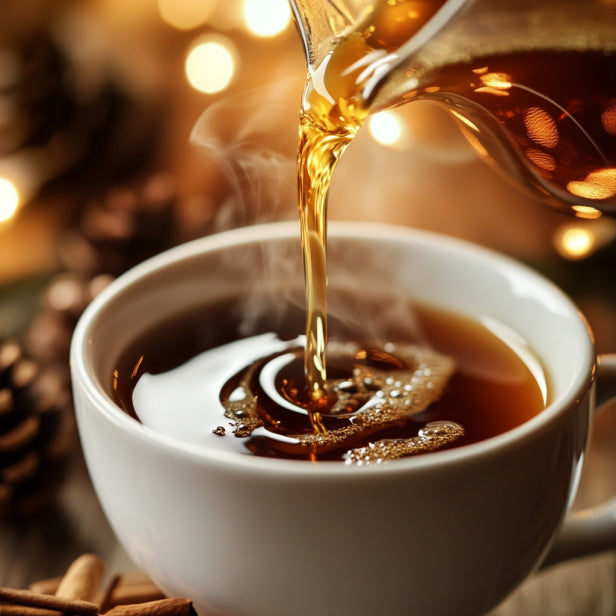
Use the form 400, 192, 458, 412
541, 353, 616, 568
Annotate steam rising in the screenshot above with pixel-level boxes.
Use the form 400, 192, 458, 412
190, 79, 300, 231
190, 79, 428, 347
212, 233, 428, 350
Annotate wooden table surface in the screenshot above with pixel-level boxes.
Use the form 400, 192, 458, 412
1, 401, 614, 615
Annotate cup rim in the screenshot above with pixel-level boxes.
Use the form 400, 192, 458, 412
71, 220, 596, 478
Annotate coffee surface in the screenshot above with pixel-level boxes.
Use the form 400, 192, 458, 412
111, 297, 547, 462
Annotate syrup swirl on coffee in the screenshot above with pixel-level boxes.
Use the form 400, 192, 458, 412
219, 340, 459, 463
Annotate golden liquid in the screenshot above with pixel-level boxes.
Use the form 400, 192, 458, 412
298, 0, 448, 419
298, 0, 616, 424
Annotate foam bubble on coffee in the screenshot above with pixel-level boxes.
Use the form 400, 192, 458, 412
344, 421, 465, 465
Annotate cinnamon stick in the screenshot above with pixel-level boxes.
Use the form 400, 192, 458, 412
0, 604, 62, 616
0, 588, 98, 616
98, 573, 167, 613
105, 574, 152, 588
55, 554, 105, 603
107, 583, 166, 607
29, 572, 166, 611
98, 576, 121, 615
104, 598, 196, 616
5, 556, 197, 616
26, 579, 61, 596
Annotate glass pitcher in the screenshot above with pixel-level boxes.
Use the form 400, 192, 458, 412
289, 0, 616, 217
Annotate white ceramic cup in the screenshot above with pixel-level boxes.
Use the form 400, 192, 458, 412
71, 221, 616, 616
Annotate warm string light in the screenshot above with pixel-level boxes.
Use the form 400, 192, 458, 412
556, 227, 595, 259
571, 205, 602, 219
0, 177, 20, 225
553, 219, 616, 260
185, 34, 238, 94
156, 0, 294, 95
567, 168, 616, 201
157, 0, 217, 30
158, 0, 245, 31
243, 0, 292, 38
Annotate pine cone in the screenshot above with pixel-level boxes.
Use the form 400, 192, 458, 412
24, 272, 112, 379
60, 174, 181, 278
0, 29, 75, 157
0, 338, 75, 517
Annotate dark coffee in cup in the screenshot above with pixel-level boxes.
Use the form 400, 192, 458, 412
111, 291, 546, 463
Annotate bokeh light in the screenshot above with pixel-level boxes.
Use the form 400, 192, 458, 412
525, 148, 556, 171
567, 168, 616, 201
0, 178, 20, 224
158, 0, 217, 30
243, 0, 292, 38
556, 227, 594, 259
185, 35, 238, 94
601, 103, 616, 136
572, 205, 602, 219
208, 2, 244, 30
553, 220, 616, 260
368, 110, 412, 149
480, 72, 512, 90
524, 107, 559, 149
474, 71, 512, 96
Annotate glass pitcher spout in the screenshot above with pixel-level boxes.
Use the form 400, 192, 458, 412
289, 0, 471, 98
288, 0, 616, 216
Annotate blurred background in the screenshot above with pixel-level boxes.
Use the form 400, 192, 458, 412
1, 0, 616, 346
0, 1, 614, 612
